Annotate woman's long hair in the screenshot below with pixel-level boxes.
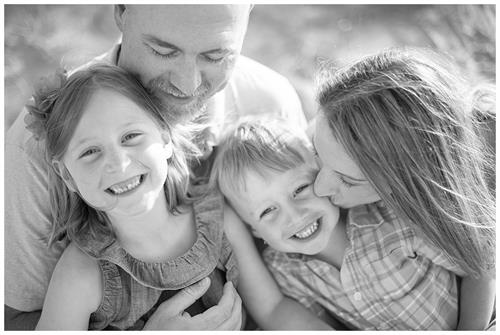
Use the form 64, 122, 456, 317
31, 64, 198, 246
317, 48, 495, 277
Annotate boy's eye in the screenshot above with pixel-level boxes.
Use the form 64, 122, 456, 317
79, 147, 99, 159
293, 184, 310, 197
259, 206, 276, 219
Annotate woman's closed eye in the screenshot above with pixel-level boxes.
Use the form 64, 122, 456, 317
340, 178, 355, 188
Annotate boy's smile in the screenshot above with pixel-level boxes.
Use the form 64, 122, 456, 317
226, 162, 340, 256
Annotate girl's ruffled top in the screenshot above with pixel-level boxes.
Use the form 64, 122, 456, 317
72, 184, 238, 330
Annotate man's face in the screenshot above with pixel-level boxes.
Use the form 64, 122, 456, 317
116, 5, 249, 122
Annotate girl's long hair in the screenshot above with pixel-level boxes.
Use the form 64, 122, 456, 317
317, 48, 495, 277
36, 64, 198, 245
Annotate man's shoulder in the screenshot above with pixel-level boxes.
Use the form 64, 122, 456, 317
224, 55, 305, 125
69, 43, 119, 75
230, 55, 293, 93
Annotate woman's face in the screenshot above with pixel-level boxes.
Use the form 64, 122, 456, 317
312, 114, 381, 208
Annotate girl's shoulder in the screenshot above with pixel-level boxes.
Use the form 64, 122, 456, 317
53, 242, 103, 310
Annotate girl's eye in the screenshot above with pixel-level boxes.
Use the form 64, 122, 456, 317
293, 184, 310, 197
79, 147, 99, 159
259, 206, 276, 219
122, 133, 142, 143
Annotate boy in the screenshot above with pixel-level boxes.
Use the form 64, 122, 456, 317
211, 117, 347, 328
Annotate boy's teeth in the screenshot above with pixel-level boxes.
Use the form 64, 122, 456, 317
294, 220, 319, 239
109, 175, 141, 194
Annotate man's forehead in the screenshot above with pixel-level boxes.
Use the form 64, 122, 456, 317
130, 5, 249, 26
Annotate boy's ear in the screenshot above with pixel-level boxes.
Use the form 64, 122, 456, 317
161, 131, 173, 160
249, 226, 262, 239
52, 160, 77, 193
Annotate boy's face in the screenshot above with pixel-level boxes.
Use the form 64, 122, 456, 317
227, 161, 340, 256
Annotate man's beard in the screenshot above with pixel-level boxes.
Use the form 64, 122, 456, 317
147, 78, 211, 125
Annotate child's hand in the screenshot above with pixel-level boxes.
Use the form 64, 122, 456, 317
143, 278, 242, 330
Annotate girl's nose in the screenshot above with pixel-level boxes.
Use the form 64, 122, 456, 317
104, 148, 131, 173
314, 169, 339, 198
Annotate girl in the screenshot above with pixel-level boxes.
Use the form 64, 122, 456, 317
313, 47, 495, 330
27, 64, 242, 330
27, 64, 327, 330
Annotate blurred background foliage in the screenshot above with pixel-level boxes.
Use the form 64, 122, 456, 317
4, 4, 496, 130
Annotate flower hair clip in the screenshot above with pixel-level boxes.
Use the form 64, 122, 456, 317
24, 68, 68, 141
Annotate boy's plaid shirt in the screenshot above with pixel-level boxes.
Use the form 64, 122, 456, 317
264, 201, 466, 330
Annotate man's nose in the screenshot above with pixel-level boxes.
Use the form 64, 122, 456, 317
314, 169, 338, 197
104, 147, 130, 173
170, 57, 202, 96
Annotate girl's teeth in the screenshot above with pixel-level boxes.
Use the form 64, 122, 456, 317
109, 176, 141, 194
294, 220, 319, 239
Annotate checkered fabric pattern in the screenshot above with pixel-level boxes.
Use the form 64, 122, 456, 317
264, 201, 467, 330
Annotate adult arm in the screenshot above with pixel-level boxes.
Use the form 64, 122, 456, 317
5, 111, 68, 329
4, 306, 41, 330
223, 204, 332, 330
457, 275, 496, 330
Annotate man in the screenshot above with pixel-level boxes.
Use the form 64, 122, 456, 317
4, 5, 306, 330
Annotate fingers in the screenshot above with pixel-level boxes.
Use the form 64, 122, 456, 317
192, 281, 242, 329
216, 286, 243, 330
158, 277, 211, 315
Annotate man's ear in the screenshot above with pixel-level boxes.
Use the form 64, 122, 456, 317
161, 131, 173, 160
52, 160, 77, 193
114, 5, 127, 32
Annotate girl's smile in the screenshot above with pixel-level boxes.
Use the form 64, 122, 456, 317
62, 88, 172, 217
105, 173, 146, 196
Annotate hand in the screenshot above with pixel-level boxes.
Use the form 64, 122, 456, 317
143, 277, 243, 330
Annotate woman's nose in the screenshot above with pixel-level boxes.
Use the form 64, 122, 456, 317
314, 169, 338, 197
104, 148, 130, 173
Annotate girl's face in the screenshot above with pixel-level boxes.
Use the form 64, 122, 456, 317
313, 114, 381, 208
61, 89, 172, 218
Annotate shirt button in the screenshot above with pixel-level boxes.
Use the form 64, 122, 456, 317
353, 292, 362, 301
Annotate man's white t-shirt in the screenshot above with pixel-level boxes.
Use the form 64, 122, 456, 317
4, 44, 306, 311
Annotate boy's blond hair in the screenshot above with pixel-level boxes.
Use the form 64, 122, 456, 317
210, 116, 312, 199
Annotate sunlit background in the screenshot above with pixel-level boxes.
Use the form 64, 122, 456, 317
4, 4, 495, 130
